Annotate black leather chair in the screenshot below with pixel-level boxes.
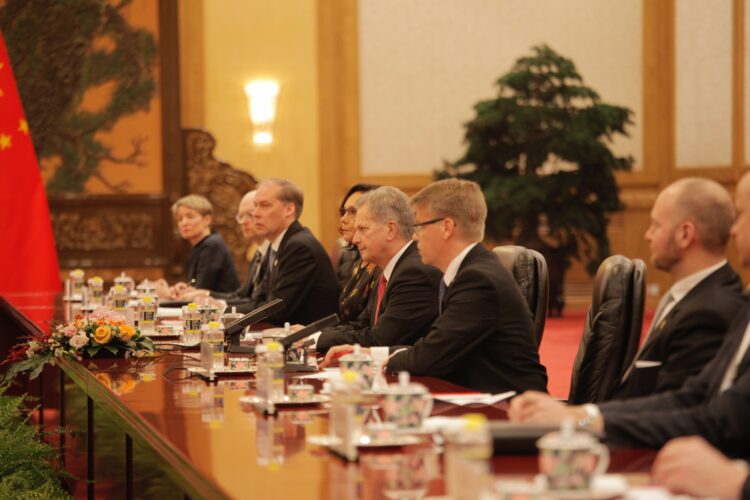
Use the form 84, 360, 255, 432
568, 255, 646, 404
493, 246, 548, 347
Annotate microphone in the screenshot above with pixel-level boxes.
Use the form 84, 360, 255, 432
279, 313, 339, 350
224, 298, 284, 350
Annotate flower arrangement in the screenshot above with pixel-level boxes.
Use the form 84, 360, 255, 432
2, 308, 156, 382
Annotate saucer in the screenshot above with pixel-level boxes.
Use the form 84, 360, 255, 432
307, 434, 342, 447
543, 490, 620, 500
306, 434, 422, 448
212, 366, 256, 375
170, 341, 201, 349
187, 366, 256, 377
239, 394, 330, 406
357, 434, 422, 448
533, 474, 627, 500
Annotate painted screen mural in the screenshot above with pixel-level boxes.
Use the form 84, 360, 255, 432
0, 0, 163, 194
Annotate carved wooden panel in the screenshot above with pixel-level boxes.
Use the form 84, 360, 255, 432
49, 128, 260, 281
183, 128, 258, 278
49, 194, 171, 269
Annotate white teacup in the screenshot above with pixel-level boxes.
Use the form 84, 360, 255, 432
537, 425, 609, 492
287, 383, 315, 402
381, 372, 433, 430
339, 345, 374, 390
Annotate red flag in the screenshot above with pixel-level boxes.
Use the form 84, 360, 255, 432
0, 31, 60, 295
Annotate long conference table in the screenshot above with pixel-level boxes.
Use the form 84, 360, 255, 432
0, 294, 655, 499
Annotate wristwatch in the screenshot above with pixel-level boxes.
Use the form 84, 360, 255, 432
577, 404, 601, 429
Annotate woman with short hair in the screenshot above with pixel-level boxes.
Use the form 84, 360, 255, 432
164, 195, 239, 296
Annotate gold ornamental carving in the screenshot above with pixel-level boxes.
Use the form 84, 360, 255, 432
52, 213, 155, 251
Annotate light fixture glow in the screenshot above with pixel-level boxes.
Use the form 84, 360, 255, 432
244, 80, 279, 146
253, 131, 273, 145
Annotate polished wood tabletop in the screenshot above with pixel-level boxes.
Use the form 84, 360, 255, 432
0, 293, 655, 499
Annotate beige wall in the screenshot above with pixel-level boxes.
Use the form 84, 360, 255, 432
180, 0, 322, 236
358, 0, 643, 175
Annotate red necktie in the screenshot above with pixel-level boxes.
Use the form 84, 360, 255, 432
374, 274, 387, 324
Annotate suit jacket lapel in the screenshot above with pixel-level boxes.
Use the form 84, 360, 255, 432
638, 265, 730, 356
638, 304, 678, 355
237, 250, 263, 297
269, 220, 302, 283
370, 243, 417, 325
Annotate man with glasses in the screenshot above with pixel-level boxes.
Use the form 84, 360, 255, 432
316, 186, 441, 353
326, 179, 548, 394
179, 190, 270, 306
387, 178, 548, 393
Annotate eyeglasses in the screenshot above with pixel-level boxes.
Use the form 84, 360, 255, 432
235, 212, 254, 223
339, 207, 357, 217
413, 217, 444, 229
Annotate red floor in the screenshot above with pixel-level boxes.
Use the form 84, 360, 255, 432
540, 310, 654, 398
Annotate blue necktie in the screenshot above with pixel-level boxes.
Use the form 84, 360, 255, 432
438, 280, 447, 314
268, 248, 277, 275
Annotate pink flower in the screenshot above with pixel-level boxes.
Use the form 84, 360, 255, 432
69, 334, 89, 350
62, 325, 77, 337
90, 308, 107, 320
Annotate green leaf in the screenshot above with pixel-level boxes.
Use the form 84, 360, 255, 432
103, 344, 119, 355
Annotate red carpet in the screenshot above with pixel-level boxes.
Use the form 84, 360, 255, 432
540, 310, 654, 398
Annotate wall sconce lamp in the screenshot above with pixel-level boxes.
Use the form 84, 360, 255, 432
244, 80, 280, 147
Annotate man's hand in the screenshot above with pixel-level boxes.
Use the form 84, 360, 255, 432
652, 436, 748, 499
153, 279, 172, 299
508, 391, 587, 425
169, 281, 190, 299
319, 344, 356, 368
178, 287, 209, 301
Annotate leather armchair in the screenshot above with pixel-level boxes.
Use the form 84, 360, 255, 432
493, 245, 549, 347
568, 255, 646, 404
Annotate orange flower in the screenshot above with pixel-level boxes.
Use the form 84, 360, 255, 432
118, 325, 135, 342
95, 372, 113, 389
116, 374, 137, 394
93, 325, 112, 344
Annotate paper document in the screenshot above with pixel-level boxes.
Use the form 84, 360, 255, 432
434, 391, 516, 406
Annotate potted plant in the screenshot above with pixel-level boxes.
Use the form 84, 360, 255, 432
438, 45, 633, 316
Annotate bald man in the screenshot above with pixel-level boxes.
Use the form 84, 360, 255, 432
508, 173, 750, 455
611, 177, 745, 399
179, 190, 269, 304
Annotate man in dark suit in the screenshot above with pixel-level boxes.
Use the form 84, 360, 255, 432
179, 189, 269, 304
509, 172, 750, 456
316, 186, 441, 353
613, 178, 744, 399
382, 179, 547, 394
238, 178, 341, 325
